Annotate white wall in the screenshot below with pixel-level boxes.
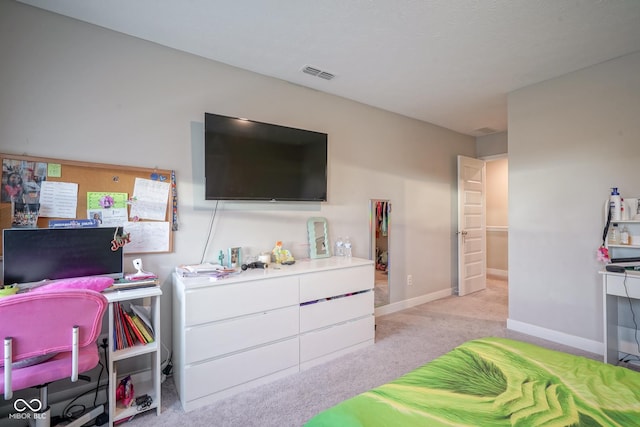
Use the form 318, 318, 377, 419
0, 1, 475, 351
508, 51, 640, 352
476, 131, 508, 158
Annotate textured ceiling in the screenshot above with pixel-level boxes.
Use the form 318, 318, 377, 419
17, 0, 640, 136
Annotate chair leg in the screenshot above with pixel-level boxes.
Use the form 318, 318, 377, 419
34, 384, 50, 427
38, 384, 48, 410
4, 337, 13, 400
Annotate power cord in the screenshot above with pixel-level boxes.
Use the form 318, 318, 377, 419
161, 355, 173, 383
102, 338, 109, 376
200, 200, 220, 263
53, 340, 111, 426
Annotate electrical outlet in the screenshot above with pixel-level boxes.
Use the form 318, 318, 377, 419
407, 274, 413, 286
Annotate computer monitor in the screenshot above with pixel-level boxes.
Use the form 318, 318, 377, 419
2, 227, 124, 286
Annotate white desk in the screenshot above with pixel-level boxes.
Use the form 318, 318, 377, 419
601, 270, 640, 364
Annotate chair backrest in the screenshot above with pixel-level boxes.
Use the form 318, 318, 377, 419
0, 289, 107, 367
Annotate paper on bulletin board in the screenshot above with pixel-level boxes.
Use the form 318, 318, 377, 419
87, 191, 128, 227
47, 163, 62, 178
87, 192, 128, 209
130, 178, 170, 221
38, 181, 78, 218
123, 221, 170, 253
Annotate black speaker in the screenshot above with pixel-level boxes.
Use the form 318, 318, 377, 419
605, 264, 626, 273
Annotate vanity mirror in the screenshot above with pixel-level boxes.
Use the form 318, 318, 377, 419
307, 217, 331, 258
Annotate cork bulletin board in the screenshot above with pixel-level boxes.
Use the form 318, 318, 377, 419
1, 153, 176, 256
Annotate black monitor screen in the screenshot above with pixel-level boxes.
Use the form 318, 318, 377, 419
204, 113, 328, 201
2, 227, 124, 285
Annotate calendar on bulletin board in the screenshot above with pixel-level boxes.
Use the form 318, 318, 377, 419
0, 153, 177, 256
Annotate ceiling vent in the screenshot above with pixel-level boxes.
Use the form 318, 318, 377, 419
474, 127, 498, 135
302, 65, 335, 81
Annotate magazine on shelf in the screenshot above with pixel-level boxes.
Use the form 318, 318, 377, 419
131, 304, 154, 334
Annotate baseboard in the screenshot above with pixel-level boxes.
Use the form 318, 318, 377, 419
506, 318, 603, 355
375, 288, 452, 317
487, 268, 508, 279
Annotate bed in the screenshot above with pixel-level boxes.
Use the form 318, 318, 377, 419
305, 337, 640, 426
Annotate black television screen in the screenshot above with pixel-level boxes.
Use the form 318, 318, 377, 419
2, 227, 124, 286
204, 113, 327, 201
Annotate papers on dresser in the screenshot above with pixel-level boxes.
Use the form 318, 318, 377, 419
175, 263, 237, 279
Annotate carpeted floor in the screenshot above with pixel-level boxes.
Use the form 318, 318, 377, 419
122, 278, 598, 427
374, 269, 388, 307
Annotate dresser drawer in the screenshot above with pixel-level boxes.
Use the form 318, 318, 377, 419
299, 265, 373, 303
185, 276, 299, 326
605, 273, 640, 299
185, 305, 299, 364
300, 316, 374, 363
184, 337, 299, 401
300, 291, 373, 333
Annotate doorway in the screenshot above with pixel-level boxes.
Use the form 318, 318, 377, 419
370, 199, 390, 307
457, 155, 509, 294
484, 157, 508, 281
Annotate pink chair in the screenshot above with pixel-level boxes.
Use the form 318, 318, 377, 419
1, 289, 107, 426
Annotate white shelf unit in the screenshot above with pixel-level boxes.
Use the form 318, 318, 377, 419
607, 220, 640, 261
104, 286, 162, 426
172, 257, 374, 412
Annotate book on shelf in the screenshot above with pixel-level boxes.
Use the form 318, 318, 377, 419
113, 302, 155, 350
120, 304, 133, 347
113, 304, 122, 350
131, 315, 154, 343
130, 304, 154, 334
123, 310, 147, 345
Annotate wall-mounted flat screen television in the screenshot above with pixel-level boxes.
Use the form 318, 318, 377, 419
2, 227, 124, 286
204, 112, 328, 201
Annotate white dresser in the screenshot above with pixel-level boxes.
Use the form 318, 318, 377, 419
172, 257, 374, 412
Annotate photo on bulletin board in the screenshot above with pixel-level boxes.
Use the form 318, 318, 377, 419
1, 158, 47, 203
11, 202, 40, 228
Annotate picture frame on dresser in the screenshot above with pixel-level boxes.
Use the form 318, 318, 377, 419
228, 247, 241, 268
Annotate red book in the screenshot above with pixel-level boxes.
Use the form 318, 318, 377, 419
124, 310, 146, 345
118, 303, 134, 347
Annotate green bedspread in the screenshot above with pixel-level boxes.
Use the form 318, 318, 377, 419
305, 337, 640, 426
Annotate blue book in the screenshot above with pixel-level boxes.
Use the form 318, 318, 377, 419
48, 219, 99, 228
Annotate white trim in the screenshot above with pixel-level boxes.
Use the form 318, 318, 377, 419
375, 288, 452, 317
507, 318, 602, 355
487, 268, 508, 279
486, 225, 508, 232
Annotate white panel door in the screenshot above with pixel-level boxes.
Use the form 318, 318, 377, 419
457, 155, 486, 296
